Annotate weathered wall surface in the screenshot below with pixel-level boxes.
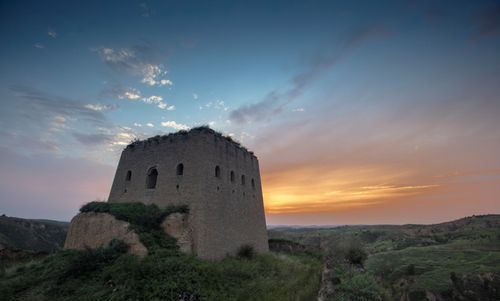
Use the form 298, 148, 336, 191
107, 129, 269, 260
161, 212, 192, 254
64, 212, 148, 257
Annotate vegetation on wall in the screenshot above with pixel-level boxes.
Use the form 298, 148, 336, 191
80, 201, 188, 251
126, 125, 250, 153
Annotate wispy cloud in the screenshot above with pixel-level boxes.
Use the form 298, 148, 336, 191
142, 95, 175, 110
161, 121, 190, 130
263, 164, 439, 214
84, 103, 117, 111
48, 29, 57, 38
117, 87, 142, 100
4, 85, 114, 156
72, 132, 113, 146
229, 24, 390, 124
139, 2, 151, 17
203, 99, 229, 111
94, 44, 172, 87
106, 85, 175, 110
160, 79, 173, 87
34, 43, 45, 49
10, 85, 108, 126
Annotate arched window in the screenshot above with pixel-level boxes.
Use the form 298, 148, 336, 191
241, 174, 246, 185
215, 166, 221, 178
146, 168, 158, 189
230, 171, 235, 183
125, 170, 132, 181
251, 178, 255, 190
176, 163, 184, 176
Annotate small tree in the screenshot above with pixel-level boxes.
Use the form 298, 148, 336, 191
237, 245, 255, 259
345, 245, 367, 266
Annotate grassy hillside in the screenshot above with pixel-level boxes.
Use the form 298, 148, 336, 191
270, 215, 500, 301
0, 203, 322, 301
0, 215, 69, 277
0, 244, 321, 301
0, 215, 68, 253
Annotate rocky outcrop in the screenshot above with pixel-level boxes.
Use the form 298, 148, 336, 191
64, 212, 148, 257
161, 212, 192, 254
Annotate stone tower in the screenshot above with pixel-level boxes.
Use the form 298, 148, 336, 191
107, 127, 269, 260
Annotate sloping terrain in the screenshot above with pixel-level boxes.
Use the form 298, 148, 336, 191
0, 215, 68, 253
269, 215, 500, 301
0, 204, 322, 301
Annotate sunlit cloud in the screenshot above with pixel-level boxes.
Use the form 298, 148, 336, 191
142, 95, 175, 110
140, 64, 164, 86
160, 79, 173, 87
161, 121, 190, 130
84, 103, 116, 111
118, 88, 142, 100
146, 123, 154, 127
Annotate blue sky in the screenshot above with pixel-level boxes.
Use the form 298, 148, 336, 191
1, 0, 499, 224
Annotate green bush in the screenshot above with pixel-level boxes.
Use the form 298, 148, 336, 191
0, 245, 321, 301
407, 264, 416, 276
237, 245, 255, 259
60, 239, 128, 281
345, 245, 367, 266
80, 201, 188, 230
328, 273, 388, 301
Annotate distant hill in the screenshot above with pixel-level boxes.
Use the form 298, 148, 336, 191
270, 214, 500, 301
0, 215, 68, 253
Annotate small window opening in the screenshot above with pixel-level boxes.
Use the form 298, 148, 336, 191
230, 171, 235, 183
251, 178, 255, 190
241, 174, 246, 185
146, 168, 158, 189
125, 170, 132, 181
176, 163, 184, 176
215, 166, 221, 178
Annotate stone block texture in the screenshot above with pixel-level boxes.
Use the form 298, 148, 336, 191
107, 128, 269, 260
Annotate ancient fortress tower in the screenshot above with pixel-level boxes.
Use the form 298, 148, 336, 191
107, 127, 269, 259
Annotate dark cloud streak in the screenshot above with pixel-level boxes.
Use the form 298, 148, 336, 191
229, 25, 391, 124
72, 132, 114, 146
10, 85, 108, 126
